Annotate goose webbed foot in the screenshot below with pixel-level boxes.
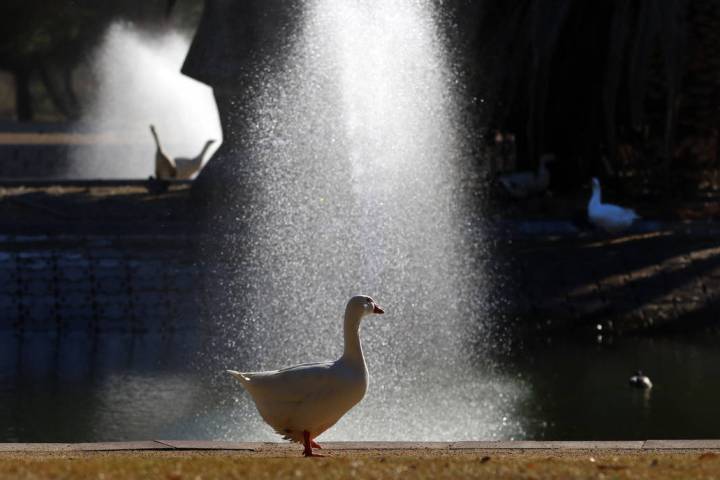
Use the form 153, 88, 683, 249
302, 431, 326, 457
303, 451, 326, 457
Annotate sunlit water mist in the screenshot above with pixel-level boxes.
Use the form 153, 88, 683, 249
202, 0, 528, 441
71, 23, 220, 178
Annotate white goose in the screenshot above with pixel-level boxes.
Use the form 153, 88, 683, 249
149, 124, 216, 179
588, 177, 640, 232
228, 295, 385, 457
174, 139, 216, 179
629, 370, 653, 389
150, 124, 176, 179
499, 154, 555, 199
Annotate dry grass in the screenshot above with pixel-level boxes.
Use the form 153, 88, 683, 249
1, 450, 719, 479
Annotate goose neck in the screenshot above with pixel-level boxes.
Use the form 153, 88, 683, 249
200, 141, 214, 157
150, 127, 162, 149
342, 309, 364, 363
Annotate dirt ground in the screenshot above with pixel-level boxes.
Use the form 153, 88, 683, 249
1, 449, 720, 479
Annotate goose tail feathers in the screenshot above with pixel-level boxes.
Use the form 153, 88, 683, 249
227, 370, 251, 384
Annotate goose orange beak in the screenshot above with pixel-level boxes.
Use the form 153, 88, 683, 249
373, 303, 384, 314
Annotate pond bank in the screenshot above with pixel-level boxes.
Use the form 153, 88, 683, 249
1, 184, 719, 336
495, 222, 720, 337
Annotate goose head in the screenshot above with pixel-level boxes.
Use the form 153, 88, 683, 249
199, 139, 217, 158
346, 295, 384, 318
342, 296, 384, 360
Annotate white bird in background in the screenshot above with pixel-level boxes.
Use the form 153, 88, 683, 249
149, 124, 216, 180
629, 370, 653, 389
175, 139, 216, 179
499, 154, 555, 199
228, 295, 385, 457
150, 124, 176, 179
587, 177, 640, 232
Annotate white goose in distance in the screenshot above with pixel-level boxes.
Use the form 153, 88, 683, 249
228, 295, 385, 457
629, 370, 653, 389
499, 154, 555, 199
587, 177, 640, 232
149, 124, 217, 180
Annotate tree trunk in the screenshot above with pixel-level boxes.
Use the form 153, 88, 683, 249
675, 0, 720, 170
39, 63, 80, 120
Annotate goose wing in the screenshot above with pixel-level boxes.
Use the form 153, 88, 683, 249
228, 361, 338, 403
230, 361, 355, 439
499, 171, 535, 197
595, 203, 639, 221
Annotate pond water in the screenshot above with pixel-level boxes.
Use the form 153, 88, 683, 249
2, 331, 719, 442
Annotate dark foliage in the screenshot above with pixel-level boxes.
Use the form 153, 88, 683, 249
0, 0, 202, 121
471, 0, 720, 192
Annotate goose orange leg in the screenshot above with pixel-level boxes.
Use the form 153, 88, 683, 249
303, 431, 324, 457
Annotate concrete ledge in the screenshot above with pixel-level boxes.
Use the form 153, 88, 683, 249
155, 441, 258, 451
0, 442, 173, 452
644, 440, 720, 450
450, 441, 645, 450
1, 440, 720, 453
72, 442, 174, 451
321, 442, 453, 450
0, 444, 72, 452
0, 179, 193, 188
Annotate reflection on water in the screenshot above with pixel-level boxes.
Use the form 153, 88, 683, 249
511, 334, 720, 440
2, 331, 719, 441
0, 333, 209, 442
